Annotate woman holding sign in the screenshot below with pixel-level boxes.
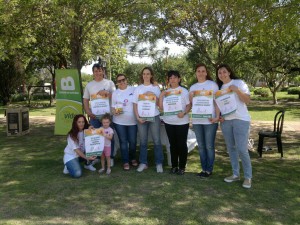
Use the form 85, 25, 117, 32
159, 70, 191, 175
63, 114, 96, 178
133, 67, 164, 173
189, 63, 219, 178
216, 64, 252, 189
112, 74, 138, 171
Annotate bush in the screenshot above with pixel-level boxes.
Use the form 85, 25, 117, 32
254, 88, 270, 97
287, 87, 300, 99
11, 93, 27, 102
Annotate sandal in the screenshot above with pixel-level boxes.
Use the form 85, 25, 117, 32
123, 163, 130, 171
131, 160, 138, 167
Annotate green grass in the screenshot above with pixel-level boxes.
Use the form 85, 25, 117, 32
0, 114, 299, 224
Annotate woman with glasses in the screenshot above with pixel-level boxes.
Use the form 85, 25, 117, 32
159, 70, 191, 175
111, 74, 138, 171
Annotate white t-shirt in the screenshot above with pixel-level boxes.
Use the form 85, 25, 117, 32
162, 86, 190, 125
63, 131, 85, 164
112, 86, 137, 125
103, 127, 114, 147
220, 79, 251, 121
83, 79, 116, 100
133, 84, 161, 117
189, 80, 219, 125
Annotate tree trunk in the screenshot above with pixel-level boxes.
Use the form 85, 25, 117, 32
272, 91, 278, 104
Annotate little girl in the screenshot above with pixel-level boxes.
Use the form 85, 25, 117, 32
98, 113, 114, 175
63, 114, 96, 178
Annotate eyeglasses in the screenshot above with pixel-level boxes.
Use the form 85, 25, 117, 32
117, 78, 126, 83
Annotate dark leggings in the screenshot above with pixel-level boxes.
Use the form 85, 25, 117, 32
164, 123, 189, 170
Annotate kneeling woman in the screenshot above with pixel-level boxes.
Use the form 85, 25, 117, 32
63, 114, 96, 178
159, 70, 191, 175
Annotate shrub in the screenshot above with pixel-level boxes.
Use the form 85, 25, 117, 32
287, 87, 300, 99
254, 88, 270, 97
11, 93, 27, 102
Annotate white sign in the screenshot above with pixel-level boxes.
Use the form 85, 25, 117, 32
163, 89, 183, 116
90, 94, 110, 117
192, 90, 214, 118
215, 88, 237, 116
137, 93, 156, 121
84, 128, 105, 157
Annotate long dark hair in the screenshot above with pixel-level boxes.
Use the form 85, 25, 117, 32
139, 66, 155, 84
68, 114, 89, 143
216, 64, 239, 88
195, 63, 213, 81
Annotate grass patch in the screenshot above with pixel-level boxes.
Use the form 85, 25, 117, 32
248, 101, 300, 121
0, 117, 299, 224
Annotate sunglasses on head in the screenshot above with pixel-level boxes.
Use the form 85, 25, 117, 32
117, 78, 126, 83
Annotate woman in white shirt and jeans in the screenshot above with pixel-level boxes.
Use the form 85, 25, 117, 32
63, 115, 96, 178
216, 64, 252, 189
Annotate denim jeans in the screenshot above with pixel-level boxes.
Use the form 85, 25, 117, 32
137, 115, 164, 165
165, 123, 189, 170
193, 123, 218, 173
221, 119, 252, 179
65, 157, 82, 178
90, 118, 115, 158
113, 123, 137, 164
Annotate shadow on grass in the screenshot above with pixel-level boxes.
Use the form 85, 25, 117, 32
0, 123, 299, 225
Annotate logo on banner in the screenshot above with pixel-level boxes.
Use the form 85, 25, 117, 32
61, 77, 75, 91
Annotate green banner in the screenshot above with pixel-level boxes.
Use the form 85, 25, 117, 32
55, 69, 83, 135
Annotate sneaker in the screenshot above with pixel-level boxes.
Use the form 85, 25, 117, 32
84, 164, 96, 171
196, 171, 206, 178
91, 158, 100, 166
98, 168, 105, 174
177, 169, 185, 175
156, 164, 163, 173
63, 166, 69, 174
106, 168, 111, 175
242, 179, 252, 189
224, 175, 240, 183
137, 163, 148, 172
197, 171, 212, 178
110, 158, 114, 167
169, 167, 178, 174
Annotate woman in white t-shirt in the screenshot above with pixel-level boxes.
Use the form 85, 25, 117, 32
159, 70, 191, 175
189, 63, 220, 178
133, 67, 164, 173
111, 74, 138, 171
63, 114, 96, 178
216, 64, 252, 189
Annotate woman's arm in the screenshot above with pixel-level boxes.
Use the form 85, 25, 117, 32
133, 103, 145, 124
74, 149, 96, 161
229, 85, 251, 104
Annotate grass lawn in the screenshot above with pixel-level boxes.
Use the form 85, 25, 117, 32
0, 102, 299, 224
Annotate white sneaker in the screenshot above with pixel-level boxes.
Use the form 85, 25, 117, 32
156, 164, 163, 173
110, 158, 114, 167
63, 166, 69, 174
224, 175, 240, 183
242, 179, 252, 189
106, 168, 111, 175
91, 158, 100, 166
137, 163, 148, 172
84, 164, 96, 171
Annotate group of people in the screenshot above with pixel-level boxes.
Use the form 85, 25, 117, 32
63, 62, 252, 189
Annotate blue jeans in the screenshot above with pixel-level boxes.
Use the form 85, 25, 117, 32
193, 123, 218, 173
137, 115, 164, 165
65, 157, 82, 178
221, 119, 252, 179
114, 123, 137, 164
90, 118, 115, 158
